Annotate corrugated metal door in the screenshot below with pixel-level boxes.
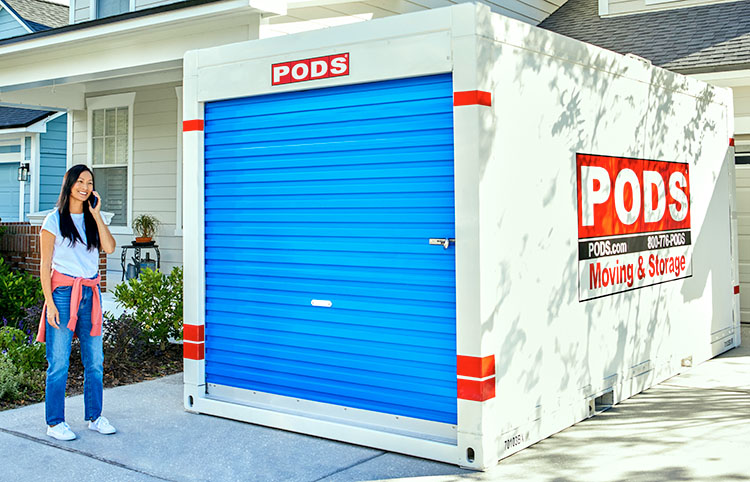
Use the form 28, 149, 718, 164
203, 74, 457, 424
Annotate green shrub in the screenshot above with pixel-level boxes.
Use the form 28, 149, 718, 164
0, 356, 21, 401
113, 266, 183, 351
8, 344, 46, 373
102, 312, 149, 366
16, 301, 42, 340
0, 327, 46, 372
0, 259, 43, 325
0, 355, 44, 403
0, 326, 27, 350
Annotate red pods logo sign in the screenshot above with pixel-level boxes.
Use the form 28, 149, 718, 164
576, 154, 692, 301
272, 53, 349, 86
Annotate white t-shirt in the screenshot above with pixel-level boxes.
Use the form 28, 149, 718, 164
41, 208, 99, 279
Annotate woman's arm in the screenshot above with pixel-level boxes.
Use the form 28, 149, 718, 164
90, 191, 116, 254
40, 229, 60, 328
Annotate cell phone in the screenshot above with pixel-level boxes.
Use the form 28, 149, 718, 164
89, 195, 98, 209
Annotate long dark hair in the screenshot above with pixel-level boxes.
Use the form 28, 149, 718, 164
56, 164, 100, 251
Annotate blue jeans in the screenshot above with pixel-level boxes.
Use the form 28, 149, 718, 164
45, 285, 104, 426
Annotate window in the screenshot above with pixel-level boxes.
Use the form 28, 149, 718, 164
87, 93, 135, 230
96, 0, 129, 18
736, 143, 750, 165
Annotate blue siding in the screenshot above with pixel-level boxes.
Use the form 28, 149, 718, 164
39, 115, 67, 210
0, 163, 19, 221
204, 74, 457, 424
0, 9, 27, 40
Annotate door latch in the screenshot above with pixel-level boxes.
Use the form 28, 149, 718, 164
429, 238, 455, 249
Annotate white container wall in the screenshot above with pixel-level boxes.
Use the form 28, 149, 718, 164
182, 3, 739, 470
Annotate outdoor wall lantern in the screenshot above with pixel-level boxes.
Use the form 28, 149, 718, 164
17, 163, 29, 182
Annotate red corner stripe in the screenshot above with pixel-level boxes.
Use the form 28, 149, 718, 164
735, 285, 740, 295
454, 90, 492, 107
183, 342, 204, 360
730, 138, 735, 147
184, 324, 204, 343
457, 355, 495, 378
183, 119, 204, 132
458, 378, 496, 401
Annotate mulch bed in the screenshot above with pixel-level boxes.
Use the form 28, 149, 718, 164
0, 344, 183, 411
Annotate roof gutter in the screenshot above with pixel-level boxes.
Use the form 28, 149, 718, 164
669, 61, 750, 77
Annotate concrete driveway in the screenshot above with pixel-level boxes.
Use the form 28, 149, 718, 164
1, 325, 747, 482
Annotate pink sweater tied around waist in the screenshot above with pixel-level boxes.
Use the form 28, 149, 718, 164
37, 270, 102, 343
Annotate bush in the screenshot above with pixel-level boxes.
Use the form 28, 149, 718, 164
0, 354, 44, 403
0, 324, 46, 404
16, 301, 43, 340
102, 312, 149, 366
0, 259, 43, 326
113, 266, 183, 351
0, 356, 21, 401
0, 327, 46, 372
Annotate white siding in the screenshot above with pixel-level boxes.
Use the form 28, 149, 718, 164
72, 0, 181, 21
736, 165, 750, 322
72, 82, 182, 281
734, 86, 750, 119
734, 87, 750, 322
134, 0, 184, 11
606, 0, 740, 16
74, 0, 91, 23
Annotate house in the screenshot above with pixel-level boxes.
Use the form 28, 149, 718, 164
0, 0, 68, 222
539, 0, 750, 320
0, 108, 67, 222
0, 0, 744, 290
0, 0, 569, 281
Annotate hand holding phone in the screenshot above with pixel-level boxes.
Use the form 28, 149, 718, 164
88, 191, 100, 211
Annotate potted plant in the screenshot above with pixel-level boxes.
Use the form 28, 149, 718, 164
132, 214, 161, 244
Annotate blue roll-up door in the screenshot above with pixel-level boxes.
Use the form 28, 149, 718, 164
203, 74, 457, 424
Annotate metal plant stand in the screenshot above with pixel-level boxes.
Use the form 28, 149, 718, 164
120, 243, 161, 280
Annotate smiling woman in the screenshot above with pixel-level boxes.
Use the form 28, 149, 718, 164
36, 164, 117, 441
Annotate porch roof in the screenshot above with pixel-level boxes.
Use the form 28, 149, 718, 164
0, 0, 286, 111
0, 107, 53, 128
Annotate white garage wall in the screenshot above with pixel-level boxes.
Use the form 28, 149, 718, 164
736, 148, 750, 322
732, 86, 750, 322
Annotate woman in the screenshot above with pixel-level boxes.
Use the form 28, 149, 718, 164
37, 164, 117, 441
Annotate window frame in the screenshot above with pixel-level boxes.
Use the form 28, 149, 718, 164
91, 0, 135, 20
736, 140, 750, 165
86, 92, 136, 234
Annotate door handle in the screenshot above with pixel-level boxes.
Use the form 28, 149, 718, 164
429, 238, 455, 249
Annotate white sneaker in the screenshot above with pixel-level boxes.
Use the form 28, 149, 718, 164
47, 422, 76, 441
88, 416, 117, 435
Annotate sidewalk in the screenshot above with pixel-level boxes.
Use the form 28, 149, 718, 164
1, 325, 748, 482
